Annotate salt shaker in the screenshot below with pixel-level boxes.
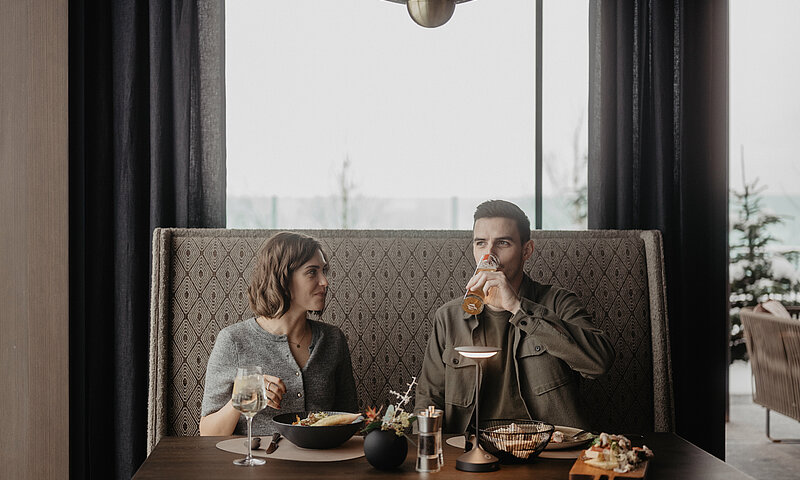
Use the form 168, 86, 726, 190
416, 406, 443, 473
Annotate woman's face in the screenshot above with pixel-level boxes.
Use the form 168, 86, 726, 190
288, 249, 329, 314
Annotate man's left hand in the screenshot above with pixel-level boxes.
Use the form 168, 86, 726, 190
465, 270, 521, 314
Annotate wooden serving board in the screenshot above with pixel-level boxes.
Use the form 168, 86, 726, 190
568, 457, 649, 479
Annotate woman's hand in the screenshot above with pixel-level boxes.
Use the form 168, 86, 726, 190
263, 374, 287, 409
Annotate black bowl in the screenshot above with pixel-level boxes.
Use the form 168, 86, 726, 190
272, 411, 364, 449
477, 419, 554, 463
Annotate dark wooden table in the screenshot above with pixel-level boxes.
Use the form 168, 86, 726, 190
134, 433, 754, 479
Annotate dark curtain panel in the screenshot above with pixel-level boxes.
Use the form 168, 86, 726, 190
69, 1, 226, 478
588, 0, 728, 458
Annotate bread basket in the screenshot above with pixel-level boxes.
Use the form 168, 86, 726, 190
478, 419, 554, 463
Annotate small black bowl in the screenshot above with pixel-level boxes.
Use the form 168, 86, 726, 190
272, 411, 364, 449
478, 419, 554, 464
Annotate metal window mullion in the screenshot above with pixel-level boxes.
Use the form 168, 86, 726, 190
535, 0, 543, 229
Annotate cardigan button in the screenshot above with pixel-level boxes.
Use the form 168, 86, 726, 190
297, 392, 303, 398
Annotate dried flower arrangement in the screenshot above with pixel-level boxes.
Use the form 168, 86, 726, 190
362, 377, 418, 437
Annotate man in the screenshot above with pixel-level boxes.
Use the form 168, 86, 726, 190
416, 200, 615, 432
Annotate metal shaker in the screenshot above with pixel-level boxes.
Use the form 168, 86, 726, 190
416, 406, 443, 473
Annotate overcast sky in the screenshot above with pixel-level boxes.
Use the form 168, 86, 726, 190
729, 0, 800, 196
226, 0, 800, 200
226, 0, 588, 200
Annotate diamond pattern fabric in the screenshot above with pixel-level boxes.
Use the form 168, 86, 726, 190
147, 229, 673, 453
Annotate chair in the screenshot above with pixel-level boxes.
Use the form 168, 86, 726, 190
740, 306, 800, 443
147, 228, 674, 454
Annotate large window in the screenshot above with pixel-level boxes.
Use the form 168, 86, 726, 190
226, 0, 588, 229
541, 0, 588, 229
727, 3, 800, 475
728, 0, 800, 360
730, 0, 800, 245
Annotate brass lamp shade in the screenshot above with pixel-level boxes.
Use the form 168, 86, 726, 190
407, 0, 456, 28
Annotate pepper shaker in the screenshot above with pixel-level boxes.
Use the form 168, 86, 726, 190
416, 406, 443, 473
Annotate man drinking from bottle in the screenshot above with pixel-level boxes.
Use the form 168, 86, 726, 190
416, 199, 616, 433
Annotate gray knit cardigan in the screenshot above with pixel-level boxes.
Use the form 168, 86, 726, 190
201, 318, 358, 435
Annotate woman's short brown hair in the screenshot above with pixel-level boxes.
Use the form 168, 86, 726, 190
248, 231, 327, 318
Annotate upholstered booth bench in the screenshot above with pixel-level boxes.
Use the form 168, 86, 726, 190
147, 229, 674, 454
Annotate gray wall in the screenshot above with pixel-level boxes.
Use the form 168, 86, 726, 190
0, 1, 69, 478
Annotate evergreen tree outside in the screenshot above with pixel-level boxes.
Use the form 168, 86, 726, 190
729, 164, 800, 362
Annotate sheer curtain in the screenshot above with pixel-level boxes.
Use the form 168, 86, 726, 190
588, 0, 729, 459
69, 1, 225, 477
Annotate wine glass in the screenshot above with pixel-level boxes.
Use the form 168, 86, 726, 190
232, 366, 268, 466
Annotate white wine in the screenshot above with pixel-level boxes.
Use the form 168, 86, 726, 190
232, 375, 267, 417
231, 366, 268, 467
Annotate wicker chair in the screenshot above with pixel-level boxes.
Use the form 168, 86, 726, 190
740, 306, 800, 443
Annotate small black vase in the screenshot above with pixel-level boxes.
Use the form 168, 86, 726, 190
363, 429, 408, 470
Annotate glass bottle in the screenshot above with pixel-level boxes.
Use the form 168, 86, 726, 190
462, 254, 499, 314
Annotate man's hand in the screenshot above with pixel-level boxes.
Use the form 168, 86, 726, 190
465, 270, 521, 314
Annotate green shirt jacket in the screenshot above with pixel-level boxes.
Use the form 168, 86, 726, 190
415, 274, 616, 433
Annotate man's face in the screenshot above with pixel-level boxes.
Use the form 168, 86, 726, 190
472, 217, 533, 288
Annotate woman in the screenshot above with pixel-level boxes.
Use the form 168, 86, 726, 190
199, 231, 358, 435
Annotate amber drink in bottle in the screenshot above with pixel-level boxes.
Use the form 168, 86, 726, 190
462, 254, 499, 314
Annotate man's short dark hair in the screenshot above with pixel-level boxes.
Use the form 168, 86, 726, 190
473, 199, 531, 243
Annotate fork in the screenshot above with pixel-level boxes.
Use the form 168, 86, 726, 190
564, 430, 593, 441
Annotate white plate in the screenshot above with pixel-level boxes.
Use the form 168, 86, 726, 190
544, 425, 593, 450
445, 436, 466, 449
445, 425, 592, 458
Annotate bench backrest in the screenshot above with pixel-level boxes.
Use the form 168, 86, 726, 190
147, 229, 673, 453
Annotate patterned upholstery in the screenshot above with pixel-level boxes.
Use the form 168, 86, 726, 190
147, 229, 674, 453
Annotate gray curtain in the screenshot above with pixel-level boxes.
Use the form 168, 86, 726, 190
588, 0, 729, 459
69, 1, 226, 478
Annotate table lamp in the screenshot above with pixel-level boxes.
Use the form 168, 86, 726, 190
455, 345, 501, 472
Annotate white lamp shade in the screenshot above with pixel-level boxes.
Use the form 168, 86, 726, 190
455, 346, 500, 359
407, 0, 456, 28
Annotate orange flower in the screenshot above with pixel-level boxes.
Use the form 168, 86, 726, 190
365, 405, 383, 423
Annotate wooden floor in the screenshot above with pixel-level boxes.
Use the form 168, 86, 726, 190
726, 361, 800, 480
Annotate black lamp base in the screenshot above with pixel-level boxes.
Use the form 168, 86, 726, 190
455, 445, 500, 472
